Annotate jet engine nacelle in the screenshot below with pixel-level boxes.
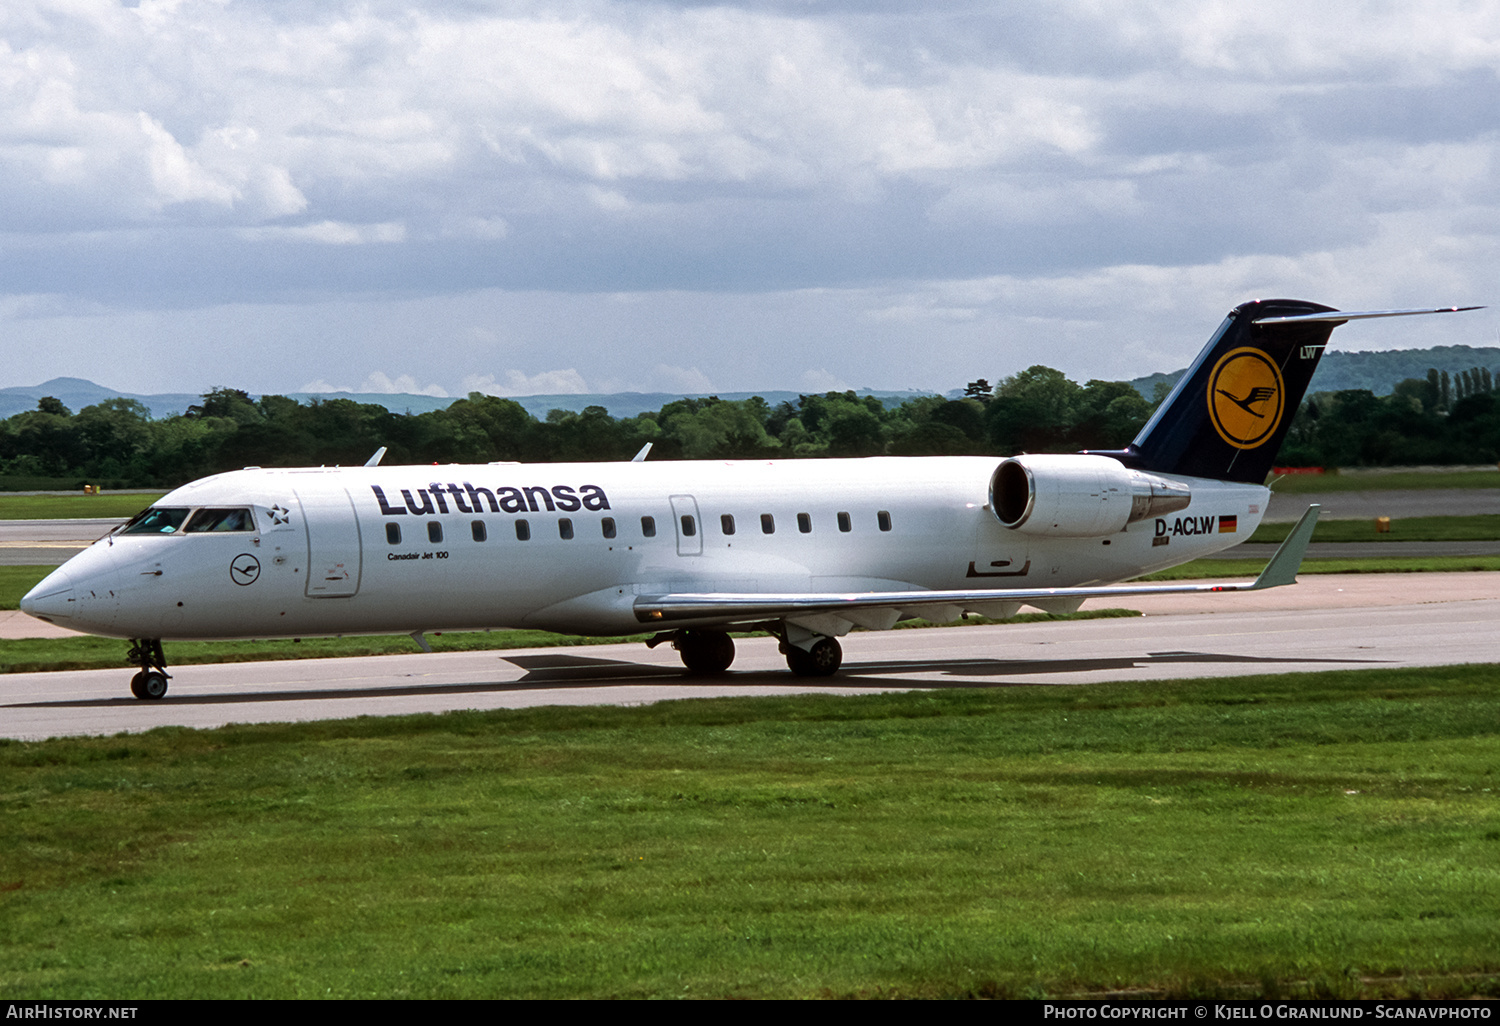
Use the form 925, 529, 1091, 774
990, 454, 1192, 536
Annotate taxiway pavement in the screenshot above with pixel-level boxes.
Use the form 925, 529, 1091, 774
0, 517, 120, 565
1263, 488, 1500, 520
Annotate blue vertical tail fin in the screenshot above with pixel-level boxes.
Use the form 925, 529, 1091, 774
1088, 300, 1480, 484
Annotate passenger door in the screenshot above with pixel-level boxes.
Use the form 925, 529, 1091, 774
294, 487, 363, 597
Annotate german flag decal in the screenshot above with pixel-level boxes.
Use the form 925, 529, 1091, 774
1219, 514, 1238, 533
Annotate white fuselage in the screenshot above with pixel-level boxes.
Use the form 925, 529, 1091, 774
22, 457, 1268, 641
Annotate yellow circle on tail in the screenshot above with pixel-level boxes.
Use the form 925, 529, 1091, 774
1207, 347, 1284, 449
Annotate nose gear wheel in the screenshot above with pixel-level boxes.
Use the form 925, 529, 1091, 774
125, 639, 171, 700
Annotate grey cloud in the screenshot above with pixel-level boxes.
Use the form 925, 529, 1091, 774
1, 0, 1498, 397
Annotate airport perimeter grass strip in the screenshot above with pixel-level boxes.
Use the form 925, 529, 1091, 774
1268, 468, 1500, 492
1247, 514, 1500, 544
0, 610, 1142, 674
1144, 555, 1500, 579
2, 664, 1498, 999
0, 566, 47, 608
0, 493, 162, 520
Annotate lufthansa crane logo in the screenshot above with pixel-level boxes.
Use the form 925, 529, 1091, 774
1207, 347, 1284, 450
230, 554, 261, 586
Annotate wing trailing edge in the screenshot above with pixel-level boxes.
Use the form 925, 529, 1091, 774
634, 505, 1321, 626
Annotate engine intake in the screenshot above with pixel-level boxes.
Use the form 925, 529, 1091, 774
990, 454, 1191, 536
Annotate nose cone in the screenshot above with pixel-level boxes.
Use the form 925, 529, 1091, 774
20, 567, 76, 622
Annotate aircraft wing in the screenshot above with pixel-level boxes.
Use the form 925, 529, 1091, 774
635, 504, 1320, 627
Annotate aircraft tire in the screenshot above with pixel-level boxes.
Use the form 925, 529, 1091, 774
137, 670, 169, 700
677, 630, 735, 674
785, 637, 842, 677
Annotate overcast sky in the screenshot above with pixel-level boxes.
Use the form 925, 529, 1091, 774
2, 0, 1497, 401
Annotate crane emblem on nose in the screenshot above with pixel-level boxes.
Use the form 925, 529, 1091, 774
230, 554, 262, 586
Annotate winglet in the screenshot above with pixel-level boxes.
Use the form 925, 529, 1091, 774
631, 442, 653, 462
1249, 504, 1320, 590
364, 446, 388, 468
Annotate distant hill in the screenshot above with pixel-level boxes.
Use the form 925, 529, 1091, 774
13, 346, 1490, 423
0, 378, 206, 421
0, 378, 936, 422
1129, 345, 1500, 399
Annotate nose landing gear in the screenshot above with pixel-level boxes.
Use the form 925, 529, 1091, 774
126, 639, 170, 700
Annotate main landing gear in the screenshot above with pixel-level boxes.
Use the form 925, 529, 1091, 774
782, 636, 842, 677
648, 626, 843, 677
649, 629, 737, 674
126, 638, 170, 700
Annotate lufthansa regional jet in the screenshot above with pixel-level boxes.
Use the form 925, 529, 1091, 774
19, 299, 1479, 698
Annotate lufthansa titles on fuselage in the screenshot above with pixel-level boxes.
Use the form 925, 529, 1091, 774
371, 482, 611, 517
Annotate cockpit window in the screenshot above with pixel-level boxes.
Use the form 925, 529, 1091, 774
184, 508, 256, 533
119, 507, 192, 535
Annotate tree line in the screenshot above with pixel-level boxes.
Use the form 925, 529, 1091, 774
1279, 366, 1500, 467
3, 363, 1499, 489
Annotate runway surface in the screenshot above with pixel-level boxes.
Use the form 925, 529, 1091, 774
6, 572, 1500, 742
0, 517, 120, 565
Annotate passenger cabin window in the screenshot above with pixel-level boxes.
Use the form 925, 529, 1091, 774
680, 515, 696, 537
837, 512, 851, 532
602, 517, 617, 539
427, 521, 444, 544
386, 523, 402, 545
119, 507, 191, 535
559, 518, 574, 540
641, 516, 656, 538
761, 514, 775, 534
471, 521, 487, 542
877, 510, 892, 532
184, 508, 255, 533
515, 519, 531, 541
721, 514, 735, 535
797, 513, 812, 534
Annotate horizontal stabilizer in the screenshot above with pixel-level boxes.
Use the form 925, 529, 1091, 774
1255, 306, 1483, 325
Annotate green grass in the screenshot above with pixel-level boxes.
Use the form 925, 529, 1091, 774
0, 610, 1141, 674
0, 493, 161, 520
2, 666, 1498, 998
1249, 514, 1500, 544
0, 566, 49, 608
1143, 556, 1500, 580
1269, 469, 1500, 492
0, 630, 656, 673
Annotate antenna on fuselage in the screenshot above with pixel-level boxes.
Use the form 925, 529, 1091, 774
364, 446, 388, 467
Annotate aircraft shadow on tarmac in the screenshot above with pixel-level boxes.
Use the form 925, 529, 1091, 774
12, 648, 1388, 709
